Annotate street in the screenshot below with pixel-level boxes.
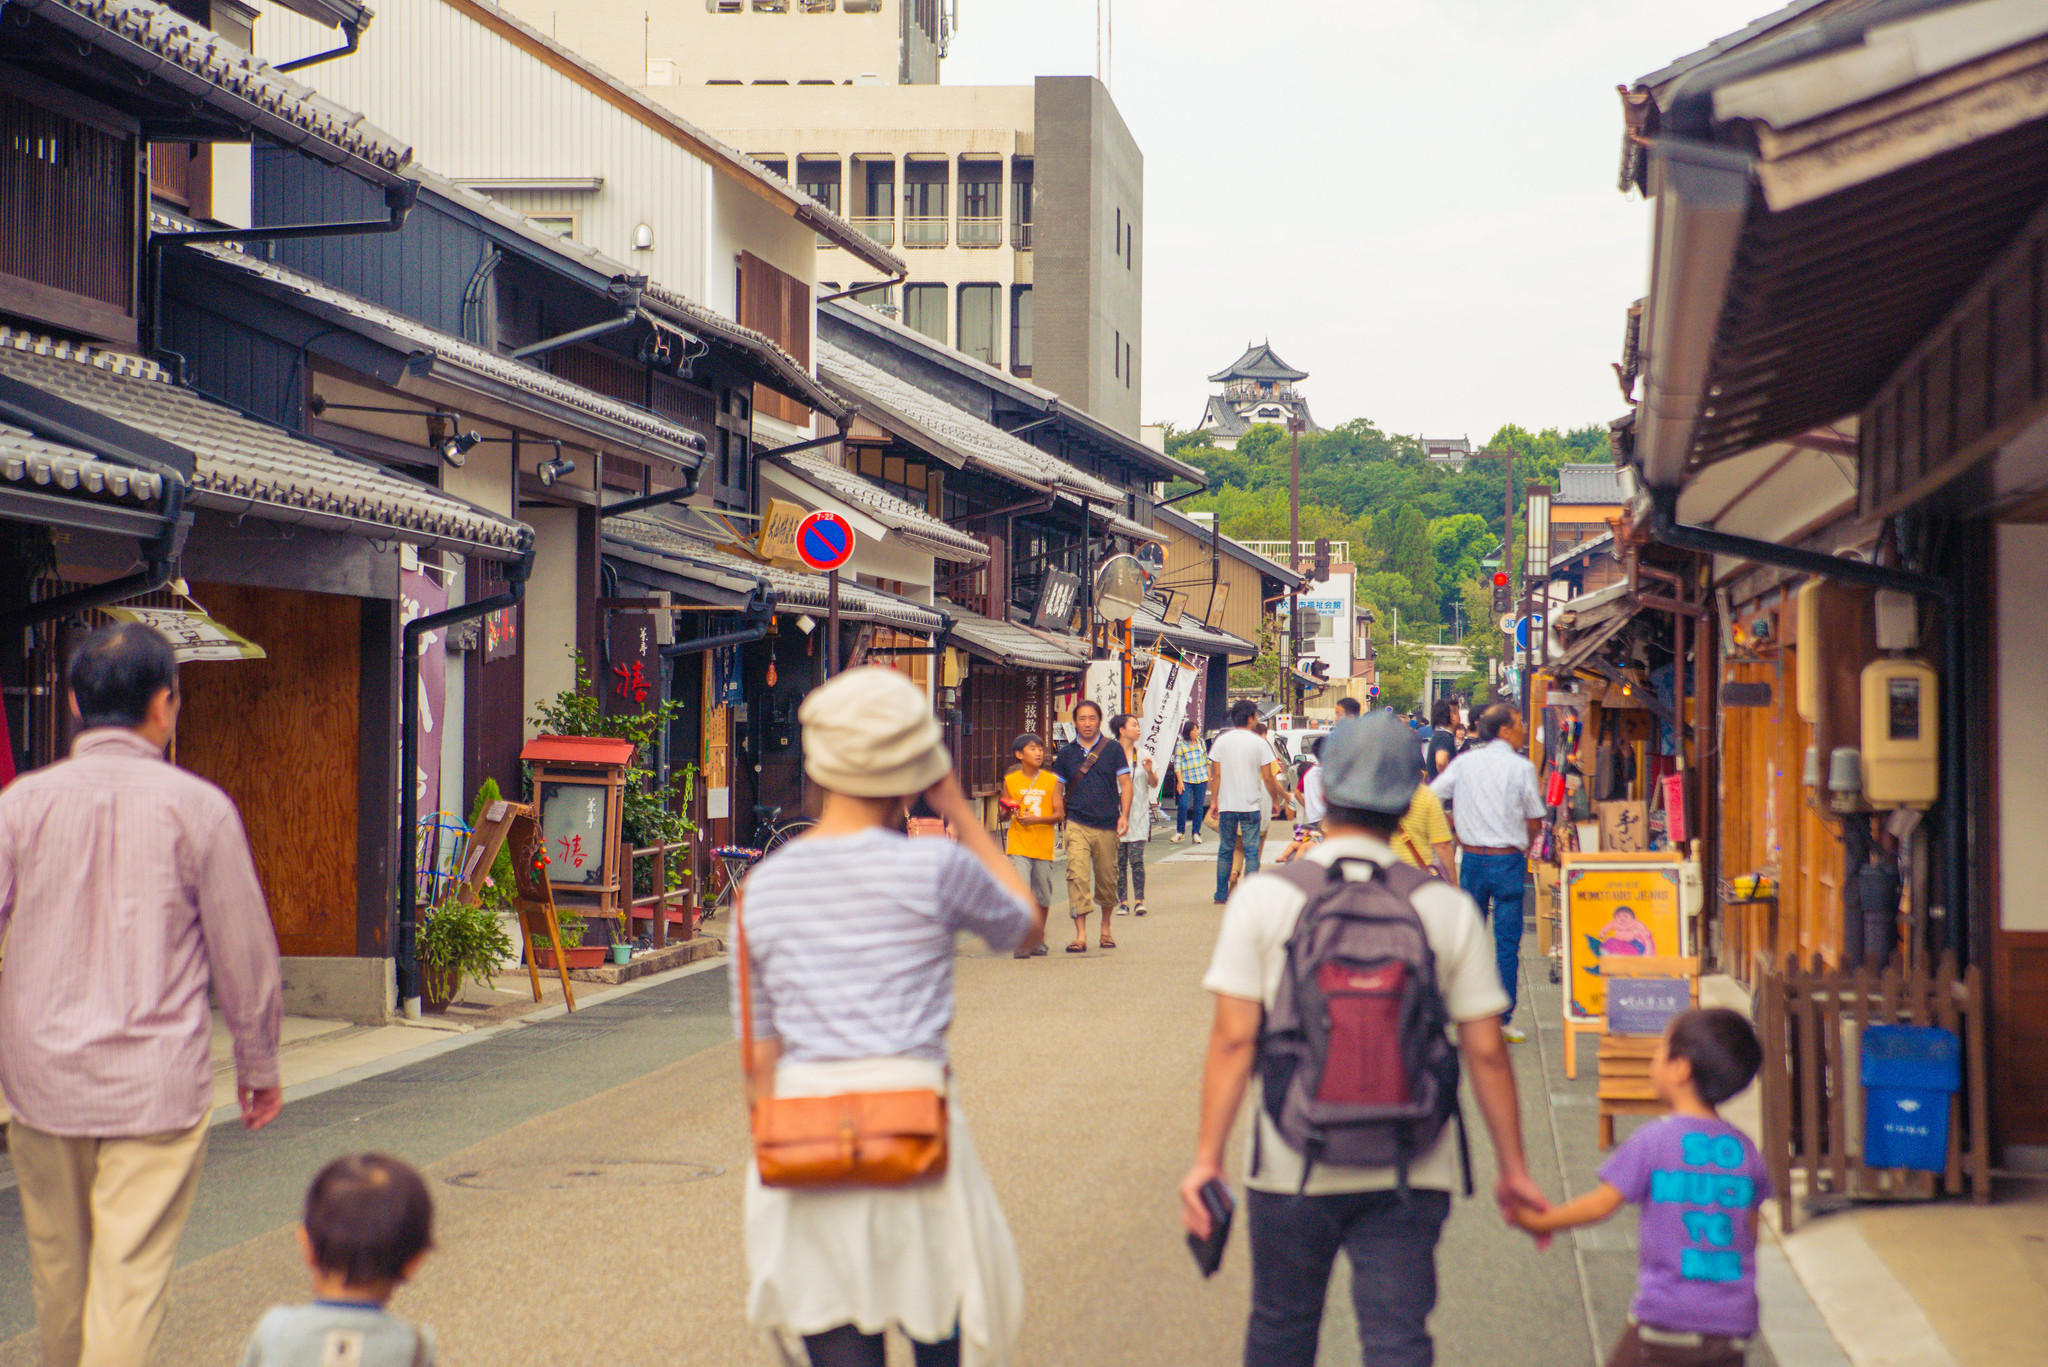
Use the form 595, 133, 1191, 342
0, 842, 1787, 1366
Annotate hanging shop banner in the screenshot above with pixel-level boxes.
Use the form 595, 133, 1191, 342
103, 605, 266, 663
1562, 854, 1690, 1022
605, 611, 658, 718
483, 603, 520, 663
1135, 657, 1199, 799
1031, 570, 1083, 632
1084, 659, 1122, 724
399, 567, 449, 815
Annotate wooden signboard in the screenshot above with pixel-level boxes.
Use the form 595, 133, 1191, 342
458, 799, 575, 1011
522, 736, 635, 943
1560, 852, 1693, 1076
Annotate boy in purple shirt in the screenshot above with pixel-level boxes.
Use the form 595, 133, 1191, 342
1514, 1009, 1770, 1365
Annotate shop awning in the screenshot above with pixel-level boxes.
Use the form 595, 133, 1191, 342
5, 0, 410, 191
0, 331, 531, 558
818, 342, 1127, 504
763, 451, 989, 563
936, 599, 1088, 673
605, 513, 946, 634
183, 245, 709, 470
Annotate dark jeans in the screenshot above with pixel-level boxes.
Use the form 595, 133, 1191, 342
804, 1323, 959, 1367
1215, 810, 1262, 901
1177, 781, 1210, 833
1245, 1188, 1451, 1367
1117, 839, 1147, 903
1460, 850, 1527, 1020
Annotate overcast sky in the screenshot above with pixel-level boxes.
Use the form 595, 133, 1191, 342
943, 0, 1776, 443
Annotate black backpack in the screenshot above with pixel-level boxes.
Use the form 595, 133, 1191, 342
1255, 857, 1471, 1196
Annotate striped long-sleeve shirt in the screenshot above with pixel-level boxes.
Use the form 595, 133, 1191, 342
0, 728, 282, 1136
733, 828, 1030, 1063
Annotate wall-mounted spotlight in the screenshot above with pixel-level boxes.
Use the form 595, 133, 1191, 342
425, 414, 483, 468
538, 452, 578, 487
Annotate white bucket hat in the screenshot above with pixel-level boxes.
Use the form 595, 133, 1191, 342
798, 666, 952, 798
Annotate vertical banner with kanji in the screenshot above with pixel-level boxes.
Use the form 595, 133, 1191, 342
605, 612, 658, 719
1136, 658, 1199, 801
399, 565, 448, 815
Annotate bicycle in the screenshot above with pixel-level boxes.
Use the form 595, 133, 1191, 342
703, 807, 814, 920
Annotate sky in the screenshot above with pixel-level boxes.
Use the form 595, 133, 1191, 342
942, 0, 1780, 444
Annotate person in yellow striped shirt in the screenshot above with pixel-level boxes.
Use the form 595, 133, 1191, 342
1394, 782, 1457, 883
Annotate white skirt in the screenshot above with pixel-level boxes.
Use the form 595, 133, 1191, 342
744, 1057, 1024, 1366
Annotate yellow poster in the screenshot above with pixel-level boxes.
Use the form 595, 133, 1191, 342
1562, 856, 1687, 1021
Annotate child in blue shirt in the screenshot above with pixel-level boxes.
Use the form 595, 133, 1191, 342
1514, 1009, 1771, 1366
240, 1154, 438, 1367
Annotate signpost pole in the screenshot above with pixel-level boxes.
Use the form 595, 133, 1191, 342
827, 568, 840, 678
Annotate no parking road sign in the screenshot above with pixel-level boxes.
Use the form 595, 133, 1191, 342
795, 510, 855, 572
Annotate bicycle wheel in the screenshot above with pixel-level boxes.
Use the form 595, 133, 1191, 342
761, 818, 813, 854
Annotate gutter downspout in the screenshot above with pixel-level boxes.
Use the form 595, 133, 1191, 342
1643, 495, 1965, 960
149, 182, 418, 369
272, 18, 362, 72
397, 540, 533, 1014
0, 481, 190, 630
660, 584, 777, 659
510, 281, 645, 361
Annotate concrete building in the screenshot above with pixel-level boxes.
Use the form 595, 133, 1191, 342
539, 0, 953, 92
1196, 342, 1318, 449
1423, 436, 1472, 468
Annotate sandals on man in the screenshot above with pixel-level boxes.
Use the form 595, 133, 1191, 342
1066, 940, 1088, 953
1098, 933, 1117, 949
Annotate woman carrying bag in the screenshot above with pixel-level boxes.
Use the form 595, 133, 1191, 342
734, 667, 1045, 1367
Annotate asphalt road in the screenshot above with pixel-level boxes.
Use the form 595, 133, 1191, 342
0, 835, 1779, 1366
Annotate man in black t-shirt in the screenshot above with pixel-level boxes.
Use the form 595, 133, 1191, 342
1052, 699, 1131, 952
1426, 698, 1459, 782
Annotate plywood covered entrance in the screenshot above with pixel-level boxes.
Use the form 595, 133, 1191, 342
177, 583, 361, 958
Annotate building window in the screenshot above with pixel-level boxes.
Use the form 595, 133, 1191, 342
1010, 285, 1033, 376
1011, 157, 1033, 250
752, 0, 788, 10
844, 0, 880, 10
799, 0, 836, 10
528, 214, 577, 238
1126, 222, 1133, 269
1114, 207, 1121, 262
904, 283, 947, 343
904, 157, 948, 246
958, 284, 999, 366
854, 155, 895, 247
707, 0, 742, 11
959, 158, 1001, 247
797, 155, 840, 213
1125, 339, 1132, 389
737, 250, 812, 427
706, 78, 743, 84
848, 281, 897, 315
1114, 330, 1121, 378
753, 155, 789, 180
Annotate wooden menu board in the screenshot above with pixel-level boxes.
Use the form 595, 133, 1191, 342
460, 799, 576, 1011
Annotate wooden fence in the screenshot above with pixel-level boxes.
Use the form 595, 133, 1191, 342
1755, 952, 1990, 1230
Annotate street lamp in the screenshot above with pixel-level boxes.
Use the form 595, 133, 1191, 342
1524, 483, 1553, 581
1521, 483, 1553, 735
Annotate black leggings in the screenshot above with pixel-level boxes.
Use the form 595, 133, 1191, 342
803, 1323, 960, 1367
1117, 839, 1147, 903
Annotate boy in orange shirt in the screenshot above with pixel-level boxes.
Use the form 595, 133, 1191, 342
1002, 733, 1063, 959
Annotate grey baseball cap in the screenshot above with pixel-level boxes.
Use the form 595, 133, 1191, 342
1318, 713, 1421, 814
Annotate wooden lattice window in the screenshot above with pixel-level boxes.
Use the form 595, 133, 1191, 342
0, 81, 139, 341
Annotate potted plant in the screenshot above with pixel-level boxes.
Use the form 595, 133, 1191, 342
530, 910, 599, 970
417, 896, 515, 1012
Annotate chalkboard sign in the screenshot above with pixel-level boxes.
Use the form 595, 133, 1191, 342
538, 780, 610, 887
1607, 977, 1691, 1037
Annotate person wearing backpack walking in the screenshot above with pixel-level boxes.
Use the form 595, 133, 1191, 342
1179, 711, 1551, 1367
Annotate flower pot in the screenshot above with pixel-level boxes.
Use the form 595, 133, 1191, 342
534, 944, 607, 971
420, 965, 460, 1013
610, 943, 632, 965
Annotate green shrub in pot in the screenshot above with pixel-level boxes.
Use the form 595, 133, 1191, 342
418, 897, 515, 997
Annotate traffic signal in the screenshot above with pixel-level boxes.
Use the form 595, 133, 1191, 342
1491, 570, 1512, 614
1313, 536, 1331, 581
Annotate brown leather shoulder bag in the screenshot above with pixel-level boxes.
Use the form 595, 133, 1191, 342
735, 887, 949, 1188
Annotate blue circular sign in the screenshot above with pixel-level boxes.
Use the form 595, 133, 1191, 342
796, 510, 855, 572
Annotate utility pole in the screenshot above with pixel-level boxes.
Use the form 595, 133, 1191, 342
1286, 414, 1305, 722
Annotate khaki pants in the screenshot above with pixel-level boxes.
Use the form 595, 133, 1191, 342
1064, 821, 1119, 920
10, 1119, 210, 1367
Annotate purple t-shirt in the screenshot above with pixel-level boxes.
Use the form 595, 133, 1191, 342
1599, 1115, 1772, 1337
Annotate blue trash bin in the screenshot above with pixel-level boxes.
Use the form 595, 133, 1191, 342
1860, 1024, 1961, 1173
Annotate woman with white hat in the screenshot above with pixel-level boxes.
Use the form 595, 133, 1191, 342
734, 667, 1044, 1367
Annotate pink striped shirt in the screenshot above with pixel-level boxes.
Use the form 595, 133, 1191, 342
0, 728, 281, 1136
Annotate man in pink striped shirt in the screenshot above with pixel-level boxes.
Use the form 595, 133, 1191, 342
0, 622, 283, 1367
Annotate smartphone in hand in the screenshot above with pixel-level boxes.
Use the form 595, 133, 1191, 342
1185, 1178, 1234, 1278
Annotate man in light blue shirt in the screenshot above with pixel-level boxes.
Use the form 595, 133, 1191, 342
1429, 703, 1546, 1042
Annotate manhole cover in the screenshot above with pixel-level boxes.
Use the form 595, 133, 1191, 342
442, 1158, 724, 1191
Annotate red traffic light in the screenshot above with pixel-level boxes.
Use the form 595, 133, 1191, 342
1492, 572, 1509, 587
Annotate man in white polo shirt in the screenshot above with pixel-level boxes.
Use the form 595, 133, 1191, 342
1428, 702, 1546, 1042
1180, 712, 1548, 1366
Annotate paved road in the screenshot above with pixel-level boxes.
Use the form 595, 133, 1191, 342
0, 836, 1780, 1365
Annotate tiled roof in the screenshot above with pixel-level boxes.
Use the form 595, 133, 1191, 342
1552, 531, 1616, 569
1208, 342, 1308, 384
1199, 395, 1250, 437
818, 342, 1124, 503
0, 332, 529, 557
1555, 463, 1634, 504
12, 0, 409, 186
936, 600, 1088, 674
640, 283, 841, 417
0, 424, 168, 505
187, 244, 706, 466
606, 513, 945, 634
1130, 597, 1256, 659
769, 452, 988, 562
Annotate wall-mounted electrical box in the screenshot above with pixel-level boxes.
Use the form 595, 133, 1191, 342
1860, 657, 1938, 808
1796, 580, 1824, 722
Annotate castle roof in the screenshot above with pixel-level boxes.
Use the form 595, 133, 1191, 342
1208, 341, 1307, 384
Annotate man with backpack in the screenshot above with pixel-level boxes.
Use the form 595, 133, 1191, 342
1179, 712, 1550, 1367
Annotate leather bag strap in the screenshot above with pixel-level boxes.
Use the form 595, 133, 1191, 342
734, 882, 758, 1092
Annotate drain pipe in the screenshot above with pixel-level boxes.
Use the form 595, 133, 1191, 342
272, 17, 362, 72
396, 540, 533, 1014
659, 583, 776, 660
1643, 494, 1966, 959
509, 286, 644, 361
0, 482, 191, 631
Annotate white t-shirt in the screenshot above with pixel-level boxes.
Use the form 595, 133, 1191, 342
1201, 834, 1510, 1194
1299, 765, 1327, 825
1208, 728, 1278, 815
